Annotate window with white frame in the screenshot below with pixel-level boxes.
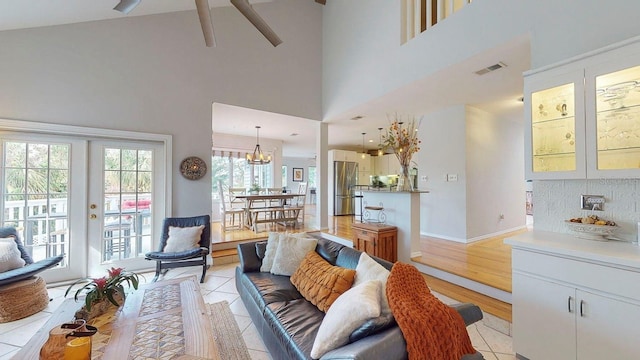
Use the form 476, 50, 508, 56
212, 150, 273, 199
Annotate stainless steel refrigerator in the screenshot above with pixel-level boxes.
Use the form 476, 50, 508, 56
334, 161, 358, 215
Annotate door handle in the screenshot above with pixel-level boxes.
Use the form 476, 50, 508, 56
568, 296, 573, 313
90, 214, 97, 219
580, 300, 585, 317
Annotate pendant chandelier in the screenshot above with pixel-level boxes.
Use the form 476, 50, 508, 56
361, 132, 367, 159
247, 126, 271, 165
377, 127, 384, 156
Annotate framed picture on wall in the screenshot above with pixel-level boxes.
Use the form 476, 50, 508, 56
293, 168, 304, 182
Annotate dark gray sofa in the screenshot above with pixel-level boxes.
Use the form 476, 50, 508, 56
0, 227, 64, 286
235, 232, 485, 360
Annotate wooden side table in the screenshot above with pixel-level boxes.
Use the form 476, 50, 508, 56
351, 222, 398, 262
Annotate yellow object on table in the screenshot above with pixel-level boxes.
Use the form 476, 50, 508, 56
64, 337, 91, 360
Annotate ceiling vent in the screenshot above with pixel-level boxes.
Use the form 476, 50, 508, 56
475, 62, 507, 75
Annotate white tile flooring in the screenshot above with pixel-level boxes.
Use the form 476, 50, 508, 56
0, 263, 516, 360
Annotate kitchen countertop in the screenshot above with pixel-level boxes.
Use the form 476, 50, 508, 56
505, 231, 640, 270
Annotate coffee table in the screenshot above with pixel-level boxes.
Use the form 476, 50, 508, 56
14, 275, 220, 359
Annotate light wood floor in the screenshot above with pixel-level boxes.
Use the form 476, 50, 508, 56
213, 204, 517, 321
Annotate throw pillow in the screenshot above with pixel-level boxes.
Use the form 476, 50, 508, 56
270, 235, 318, 276
310, 280, 382, 359
290, 251, 356, 312
386, 262, 476, 360
353, 252, 392, 316
0, 237, 26, 273
260, 232, 283, 272
163, 225, 204, 252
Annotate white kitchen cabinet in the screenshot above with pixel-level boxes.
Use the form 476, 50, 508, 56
524, 37, 640, 180
356, 153, 372, 172
373, 154, 401, 175
507, 232, 640, 360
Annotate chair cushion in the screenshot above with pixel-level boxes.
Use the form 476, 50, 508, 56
146, 247, 207, 260
290, 251, 355, 312
163, 225, 204, 252
0, 238, 26, 273
0, 255, 64, 286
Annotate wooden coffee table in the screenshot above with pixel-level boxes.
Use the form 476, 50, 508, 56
14, 275, 220, 359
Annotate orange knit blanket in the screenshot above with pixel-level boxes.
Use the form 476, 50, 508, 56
386, 262, 476, 360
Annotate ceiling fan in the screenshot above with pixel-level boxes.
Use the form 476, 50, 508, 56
113, 0, 326, 48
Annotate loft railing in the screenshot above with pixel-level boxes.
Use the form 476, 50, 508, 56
401, 0, 473, 44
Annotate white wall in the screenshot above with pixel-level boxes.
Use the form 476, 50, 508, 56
0, 0, 322, 217
418, 105, 467, 241
322, 0, 640, 120
465, 106, 526, 240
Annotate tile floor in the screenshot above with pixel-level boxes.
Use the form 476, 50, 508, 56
0, 263, 515, 360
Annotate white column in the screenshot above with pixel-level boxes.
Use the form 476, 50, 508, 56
316, 121, 329, 230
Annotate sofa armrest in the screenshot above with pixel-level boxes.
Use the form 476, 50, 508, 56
320, 327, 407, 360
237, 242, 263, 273
450, 302, 483, 327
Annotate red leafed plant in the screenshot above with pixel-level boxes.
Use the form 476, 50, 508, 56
65, 267, 140, 311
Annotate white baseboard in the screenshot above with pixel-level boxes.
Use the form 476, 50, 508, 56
421, 225, 528, 244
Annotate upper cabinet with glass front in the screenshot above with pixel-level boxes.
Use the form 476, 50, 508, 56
525, 37, 640, 180
586, 55, 640, 178
524, 69, 586, 180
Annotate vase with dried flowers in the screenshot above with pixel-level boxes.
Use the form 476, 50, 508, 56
65, 267, 140, 321
382, 115, 421, 191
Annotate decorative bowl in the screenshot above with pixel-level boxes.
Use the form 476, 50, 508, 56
564, 220, 617, 241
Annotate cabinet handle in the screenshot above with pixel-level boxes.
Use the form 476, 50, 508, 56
568, 296, 573, 313
580, 300, 585, 317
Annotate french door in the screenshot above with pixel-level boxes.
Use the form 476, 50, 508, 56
87, 140, 165, 276
1, 131, 167, 282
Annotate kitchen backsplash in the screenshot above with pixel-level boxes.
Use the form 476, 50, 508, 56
533, 179, 640, 242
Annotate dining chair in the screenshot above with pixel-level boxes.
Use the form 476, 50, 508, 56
218, 181, 245, 231
144, 215, 210, 283
288, 182, 308, 224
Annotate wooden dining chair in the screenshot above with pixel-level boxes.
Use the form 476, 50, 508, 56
218, 181, 245, 231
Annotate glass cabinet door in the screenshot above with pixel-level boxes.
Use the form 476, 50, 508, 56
525, 69, 586, 180
586, 53, 640, 178
594, 65, 640, 170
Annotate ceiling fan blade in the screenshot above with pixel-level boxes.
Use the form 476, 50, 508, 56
195, 0, 216, 47
315, 0, 326, 4
230, 0, 282, 47
113, 0, 141, 14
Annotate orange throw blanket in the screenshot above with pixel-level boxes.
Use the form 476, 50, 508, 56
386, 262, 476, 360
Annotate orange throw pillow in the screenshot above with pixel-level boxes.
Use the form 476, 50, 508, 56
291, 251, 356, 312
386, 262, 476, 360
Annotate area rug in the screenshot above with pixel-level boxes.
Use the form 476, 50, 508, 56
207, 301, 252, 360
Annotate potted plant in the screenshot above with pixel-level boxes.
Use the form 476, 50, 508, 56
65, 267, 140, 320
250, 182, 261, 195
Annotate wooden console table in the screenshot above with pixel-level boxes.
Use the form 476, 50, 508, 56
14, 275, 220, 360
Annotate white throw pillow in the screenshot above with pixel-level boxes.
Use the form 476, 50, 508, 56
163, 225, 205, 252
310, 280, 382, 359
270, 235, 318, 276
260, 232, 284, 272
354, 252, 392, 316
0, 237, 26, 273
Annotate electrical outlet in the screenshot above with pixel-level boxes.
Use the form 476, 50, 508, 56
581, 195, 605, 211
447, 174, 458, 182
421, 175, 428, 182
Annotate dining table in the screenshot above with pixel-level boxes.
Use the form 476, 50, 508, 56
232, 193, 303, 230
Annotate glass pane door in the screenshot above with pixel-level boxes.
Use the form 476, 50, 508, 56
88, 141, 164, 276
0, 136, 87, 283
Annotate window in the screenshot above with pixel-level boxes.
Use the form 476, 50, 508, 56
308, 166, 317, 189
212, 150, 272, 199
282, 166, 287, 189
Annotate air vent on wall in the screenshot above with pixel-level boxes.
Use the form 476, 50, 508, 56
474, 62, 507, 75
